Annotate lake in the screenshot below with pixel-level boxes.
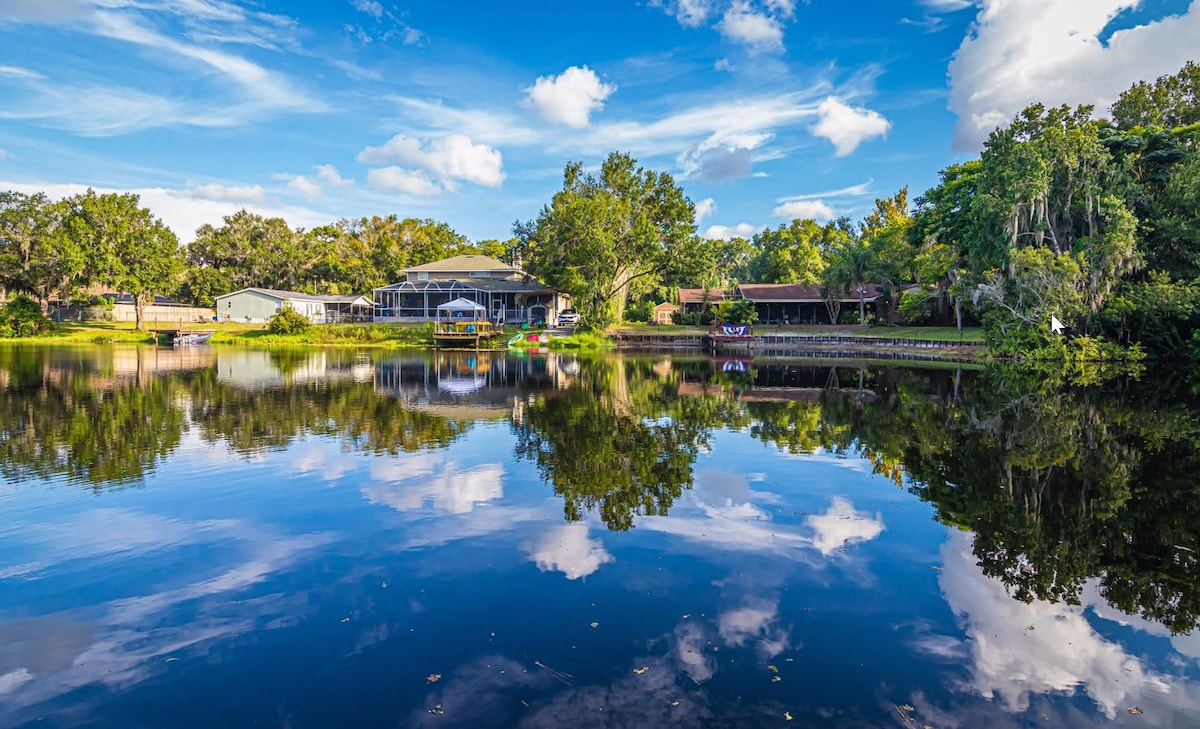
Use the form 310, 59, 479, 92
1, 345, 1198, 728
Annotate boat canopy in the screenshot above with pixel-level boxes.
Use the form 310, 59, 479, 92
437, 297, 487, 313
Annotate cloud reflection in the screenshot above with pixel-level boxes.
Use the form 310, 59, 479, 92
528, 523, 614, 580
638, 469, 885, 562
938, 531, 1179, 719
364, 453, 504, 514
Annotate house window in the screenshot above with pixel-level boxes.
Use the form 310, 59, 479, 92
417, 272, 429, 281
471, 271, 489, 278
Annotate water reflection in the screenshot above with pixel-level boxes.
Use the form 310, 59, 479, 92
1, 346, 1199, 727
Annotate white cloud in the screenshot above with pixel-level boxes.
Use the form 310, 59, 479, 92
0, 179, 329, 243
315, 164, 353, 187
777, 180, 873, 202
716, 3, 785, 53
947, 0, 1200, 151
278, 164, 354, 203
772, 199, 835, 221
392, 88, 828, 168
0, 148, 6, 161
183, 182, 265, 204
527, 523, 614, 580
358, 133, 504, 189
694, 197, 717, 222
714, 57, 734, 72
651, 0, 718, 27
0, 6, 319, 135
365, 167, 442, 196
811, 96, 891, 156
350, 0, 383, 19
524, 65, 616, 128
923, 0, 974, 10
703, 222, 763, 239
90, 12, 317, 114
285, 175, 321, 202
677, 130, 772, 181
763, 0, 796, 16
0, 64, 44, 79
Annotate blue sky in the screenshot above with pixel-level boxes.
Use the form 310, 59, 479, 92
0, 0, 1197, 242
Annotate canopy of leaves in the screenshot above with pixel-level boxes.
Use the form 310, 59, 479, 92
519, 152, 699, 328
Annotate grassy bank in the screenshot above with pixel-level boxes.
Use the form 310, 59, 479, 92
6, 320, 986, 351
210, 322, 432, 347
609, 323, 986, 343
2, 320, 436, 347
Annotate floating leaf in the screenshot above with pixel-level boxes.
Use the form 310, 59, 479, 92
768, 665, 779, 673
784, 711, 793, 721
930, 565, 944, 572
772, 675, 782, 682
340, 617, 350, 623
427, 704, 444, 715
381, 582, 388, 589
590, 622, 599, 629
1128, 707, 1144, 715
669, 700, 680, 707
633, 666, 649, 675
164, 657, 179, 663
426, 673, 442, 683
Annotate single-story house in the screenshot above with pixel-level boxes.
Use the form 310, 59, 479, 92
215, 288, 374, 324
372, 254, 570, 325
652, 302, 679, 325
679, 283, 887, 325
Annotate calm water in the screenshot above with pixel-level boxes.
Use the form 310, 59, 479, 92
1, 345, 1198, 728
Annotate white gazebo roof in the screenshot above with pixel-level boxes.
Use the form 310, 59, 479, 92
436, 297, 487, 312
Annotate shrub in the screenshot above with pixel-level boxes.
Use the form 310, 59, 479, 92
267, 305, 312, 335
624, 300, 652, 323
899, 289, 934, 325
712, 298, 758, 325
0, 295, 50, 338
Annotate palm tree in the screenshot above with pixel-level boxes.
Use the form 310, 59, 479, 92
825, 238, 876, 323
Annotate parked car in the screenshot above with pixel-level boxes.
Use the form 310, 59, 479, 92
557, 309, 580, 327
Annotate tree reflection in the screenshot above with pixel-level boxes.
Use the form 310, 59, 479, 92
514, 357, 719, 531
0, 347, 186, 488
893, 368, 1200, 634
2, 346, 1198, 634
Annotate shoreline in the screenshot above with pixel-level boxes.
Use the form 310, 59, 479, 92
3, 322, 988, 362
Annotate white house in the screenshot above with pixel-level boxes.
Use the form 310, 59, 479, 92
215, 288, 374, 324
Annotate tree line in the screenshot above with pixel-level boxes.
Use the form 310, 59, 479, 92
2, 61, 1197, 354
0, 192, 518, 330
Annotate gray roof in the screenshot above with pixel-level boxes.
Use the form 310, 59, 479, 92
217, 288, 373, 305
403, 254, 515, 273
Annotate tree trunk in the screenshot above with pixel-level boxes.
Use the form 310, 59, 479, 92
134, 295, 146, 331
